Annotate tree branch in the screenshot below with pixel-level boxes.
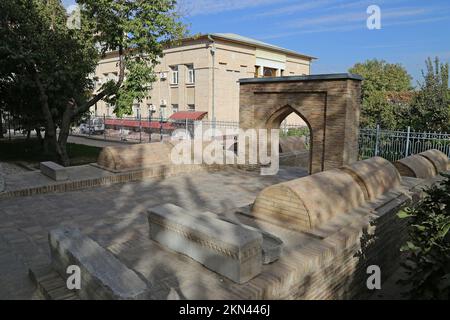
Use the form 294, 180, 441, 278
75, 46, 125, 115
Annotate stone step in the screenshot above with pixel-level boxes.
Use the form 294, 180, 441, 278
28, 266, 79, 300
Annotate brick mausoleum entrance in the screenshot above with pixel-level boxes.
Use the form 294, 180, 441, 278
239, 74, 363, 174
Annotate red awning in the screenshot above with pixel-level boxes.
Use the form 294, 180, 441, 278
104, 119, 175, 129
169, 111, 207, 121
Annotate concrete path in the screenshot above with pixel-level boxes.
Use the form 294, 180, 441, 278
0, 166, 306, 299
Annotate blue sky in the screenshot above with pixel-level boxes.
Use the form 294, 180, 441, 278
63, 0, 450, 85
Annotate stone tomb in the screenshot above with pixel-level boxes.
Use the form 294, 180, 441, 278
394, 149, 449, 179
40, 161, 68, 181
96, 142, 175, 172
49, 228, 149, 300
34, 155, 425, 300
419, 149, 449, 173
148, 204, 263, 284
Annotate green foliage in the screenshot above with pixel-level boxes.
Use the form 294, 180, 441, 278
406, 57, 450, 132
281, 127, 310, 138
79, 0, 186, 116
349, 59, 412, 129
0, 0, 186, 163
398, 174, 450, 299
0, 139, 100, 165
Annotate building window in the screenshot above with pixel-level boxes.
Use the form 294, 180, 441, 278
133, 103, 141, 119
187, 104, 195, 111
170, 66, 179, 85
172, 104, 179, 114
186, 64, 195, 84
106, 103, 111, 117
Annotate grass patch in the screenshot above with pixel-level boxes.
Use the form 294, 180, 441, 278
0, 138, 101, 166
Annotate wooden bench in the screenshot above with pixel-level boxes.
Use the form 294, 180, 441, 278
40, 161, 68, 181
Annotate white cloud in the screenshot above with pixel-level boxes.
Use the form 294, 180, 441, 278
178, 0, 289, 16
249, 0, 337, 18
284, 7, 431, 28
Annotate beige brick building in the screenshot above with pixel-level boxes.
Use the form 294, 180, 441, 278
91, 33, 316, 124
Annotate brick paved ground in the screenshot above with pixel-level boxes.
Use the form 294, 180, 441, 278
0, 166, 306, 299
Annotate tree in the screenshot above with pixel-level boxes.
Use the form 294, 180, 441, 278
349, 59, 412, 129
406, 57, 450, 132
398, 174, 450, 299
0, 0, 185, 165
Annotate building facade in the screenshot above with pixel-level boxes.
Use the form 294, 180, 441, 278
91, 33, 316, 124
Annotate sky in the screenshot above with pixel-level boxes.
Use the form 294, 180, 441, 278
62, 0, 450, 85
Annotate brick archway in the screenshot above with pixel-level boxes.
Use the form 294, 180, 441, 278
239, 74, 363, 174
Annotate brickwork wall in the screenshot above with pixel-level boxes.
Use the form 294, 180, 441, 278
239, 77, 362, 174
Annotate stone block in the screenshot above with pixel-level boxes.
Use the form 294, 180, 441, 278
419, 149, 449, 173
40, 161, 68, 181
49, 228, 149, 300
188, 209, 283, 265
394, 154, 437, 179
147, 203, 263, 284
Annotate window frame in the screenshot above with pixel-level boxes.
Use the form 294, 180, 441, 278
186, 64, 195, 84
170, 65, 179, 85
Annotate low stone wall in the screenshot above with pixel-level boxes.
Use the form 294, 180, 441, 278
0, 163, 218, 199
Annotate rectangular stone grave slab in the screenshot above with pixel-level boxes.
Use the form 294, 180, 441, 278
40, 161, 68, 181
49, 228, 149, 300
147, 203, 263, 284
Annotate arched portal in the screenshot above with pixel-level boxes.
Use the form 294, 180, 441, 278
269, 105, 311, 171
239, 74, 363, 174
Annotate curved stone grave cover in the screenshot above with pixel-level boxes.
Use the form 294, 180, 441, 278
97, 141, 176, 171
394, 154, 437, 179
252, 168, 366, 231
342, 156, 401, 201
419, 149, 449, 173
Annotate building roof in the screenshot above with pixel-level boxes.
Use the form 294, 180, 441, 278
239, 73, 363, 84
208, 33, 317, 60
169, 111, 208, 121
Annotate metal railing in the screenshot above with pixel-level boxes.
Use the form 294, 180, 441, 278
359, 125, 450, 161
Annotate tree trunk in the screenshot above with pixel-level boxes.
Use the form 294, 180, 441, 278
0, 110, 3, 139
35, 127, 43, 144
